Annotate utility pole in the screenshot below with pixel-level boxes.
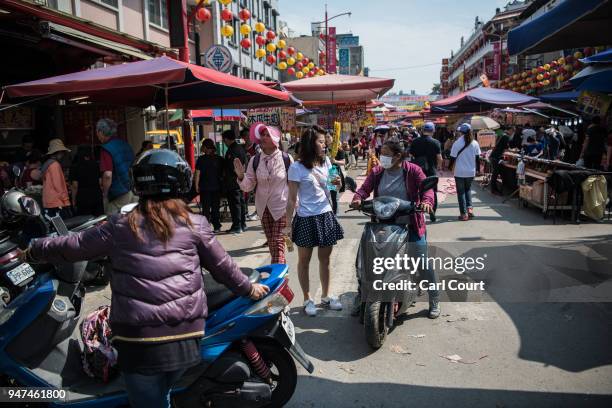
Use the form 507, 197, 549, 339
325, 4, 328, 73
179, 0, 195, 169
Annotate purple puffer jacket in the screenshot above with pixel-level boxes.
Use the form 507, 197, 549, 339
30, 213, 252, 343
352, 161, 434, 238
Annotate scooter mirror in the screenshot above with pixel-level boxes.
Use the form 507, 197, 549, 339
420, 176, 438, 192
345, 176, 357, 193
12, 165, 21, 178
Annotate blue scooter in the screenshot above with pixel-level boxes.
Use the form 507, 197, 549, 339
0, 193, 313, 407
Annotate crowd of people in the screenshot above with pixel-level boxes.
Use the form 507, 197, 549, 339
1, 118, 144, 219
17, 114, 611, 407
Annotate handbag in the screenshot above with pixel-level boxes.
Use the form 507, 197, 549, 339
449, 140, 471, 172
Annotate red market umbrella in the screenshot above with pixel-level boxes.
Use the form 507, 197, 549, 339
282, 74, 395, 105
3, 56, 291, 109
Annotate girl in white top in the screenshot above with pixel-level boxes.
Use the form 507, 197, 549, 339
284, 127, 344, 316
450, 123, 481, 221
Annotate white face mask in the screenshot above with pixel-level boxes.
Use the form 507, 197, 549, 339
380, 155, 394, 169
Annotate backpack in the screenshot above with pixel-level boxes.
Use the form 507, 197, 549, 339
252, 151, 291, 175
81, 306, 118, 383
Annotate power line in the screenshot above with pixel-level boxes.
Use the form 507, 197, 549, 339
369, 62, 441, 72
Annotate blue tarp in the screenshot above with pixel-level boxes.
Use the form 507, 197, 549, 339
539, 91, 580, 102
580, 48, 612, 64
507, 0, 612, 56
570, 66, 612, 93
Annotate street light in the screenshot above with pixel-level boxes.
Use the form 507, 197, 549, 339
312, 5, 352, 73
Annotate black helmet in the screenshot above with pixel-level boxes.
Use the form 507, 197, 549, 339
130, 149, 192, 198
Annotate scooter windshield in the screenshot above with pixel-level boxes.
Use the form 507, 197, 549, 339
373, 197, 401, 220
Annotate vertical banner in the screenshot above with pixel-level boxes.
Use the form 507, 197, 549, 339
492, 41, 501, 80
328, 27, 337, 74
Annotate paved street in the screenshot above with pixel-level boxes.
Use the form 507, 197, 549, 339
216, 162, 612, 408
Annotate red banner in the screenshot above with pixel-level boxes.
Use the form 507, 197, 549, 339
327, 27, 337, 74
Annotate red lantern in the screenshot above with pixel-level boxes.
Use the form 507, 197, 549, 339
550, 60, 558, 68
267, 54, 276, 64
287, 47, 296, 56
302, 58, 309, 65
584, 47, 593, 57
266, 30, 276, 41
221, 8, 233, 22
538, 66, 545, 73
239, 8, 251, 21
543, 72, 551, 79
573, 61, 581, 69
255, 35, 266, 46
196, 7, 211, 22
278, 50, 287, 60
240, 37, 252, 49
287, 67, 296, 76
296, 62, 303, 70
308, 70, 315, 77
565, 55, 574, 63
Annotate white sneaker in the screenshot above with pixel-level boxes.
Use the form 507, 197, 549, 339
321, 296, 343, 311
304, 299, 317, 316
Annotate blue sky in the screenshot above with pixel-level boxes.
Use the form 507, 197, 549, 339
279, 0, 512, 94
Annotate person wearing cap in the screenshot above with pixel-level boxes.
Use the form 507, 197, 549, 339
41, 139, 72, 219
234, 123, 293, 264
195, 139, 224, 233
410, 121, 442, 222
450, 123, 481, 221
97, 118, 136, 216
222, 129, 248, 234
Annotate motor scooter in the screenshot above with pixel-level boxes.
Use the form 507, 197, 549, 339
345, 176, 438, 349
0, 192, 313, 407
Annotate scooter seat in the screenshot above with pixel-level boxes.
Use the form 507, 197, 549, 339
63, 215, 95, 230
204, 267, 260, 312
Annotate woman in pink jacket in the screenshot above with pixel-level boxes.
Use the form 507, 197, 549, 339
234, 123, 292, 264
350, 140, 440, 318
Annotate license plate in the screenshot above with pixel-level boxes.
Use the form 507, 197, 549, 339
281, 313, 295, 345
6, 263, 35, 286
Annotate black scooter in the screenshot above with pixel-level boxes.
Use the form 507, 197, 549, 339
345, 176, 438, 349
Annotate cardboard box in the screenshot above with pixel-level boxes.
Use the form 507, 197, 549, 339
519, 184, 533, 201
532, 180, 545, 204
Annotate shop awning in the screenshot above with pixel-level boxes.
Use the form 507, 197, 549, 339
43, 22, 152, 60
580, 48, 612, 64
3, 56, 292, 109
538, 91, 580, 103
430, 87, 538, 113
507, 0, 612, 56
192, 109, 243, 122
570, 65, 612, 93
282, 74, 395, 105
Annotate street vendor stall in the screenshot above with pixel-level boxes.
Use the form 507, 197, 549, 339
500, 151, 611, 222
3, 56, 294, 168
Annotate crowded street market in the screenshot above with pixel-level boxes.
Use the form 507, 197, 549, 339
0, 0, 610, 407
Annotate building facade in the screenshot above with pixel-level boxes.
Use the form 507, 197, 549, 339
441, 1, 529, 96
195, 0, 281, 81
336, 34, 364, 76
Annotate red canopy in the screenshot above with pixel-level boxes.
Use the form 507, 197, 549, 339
282, 74, 394, 105
4, 56, 291, 109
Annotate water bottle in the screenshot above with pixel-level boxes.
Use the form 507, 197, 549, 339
327, 165, 338, 191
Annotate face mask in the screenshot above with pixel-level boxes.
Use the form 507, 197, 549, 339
380, 155, 394, 169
